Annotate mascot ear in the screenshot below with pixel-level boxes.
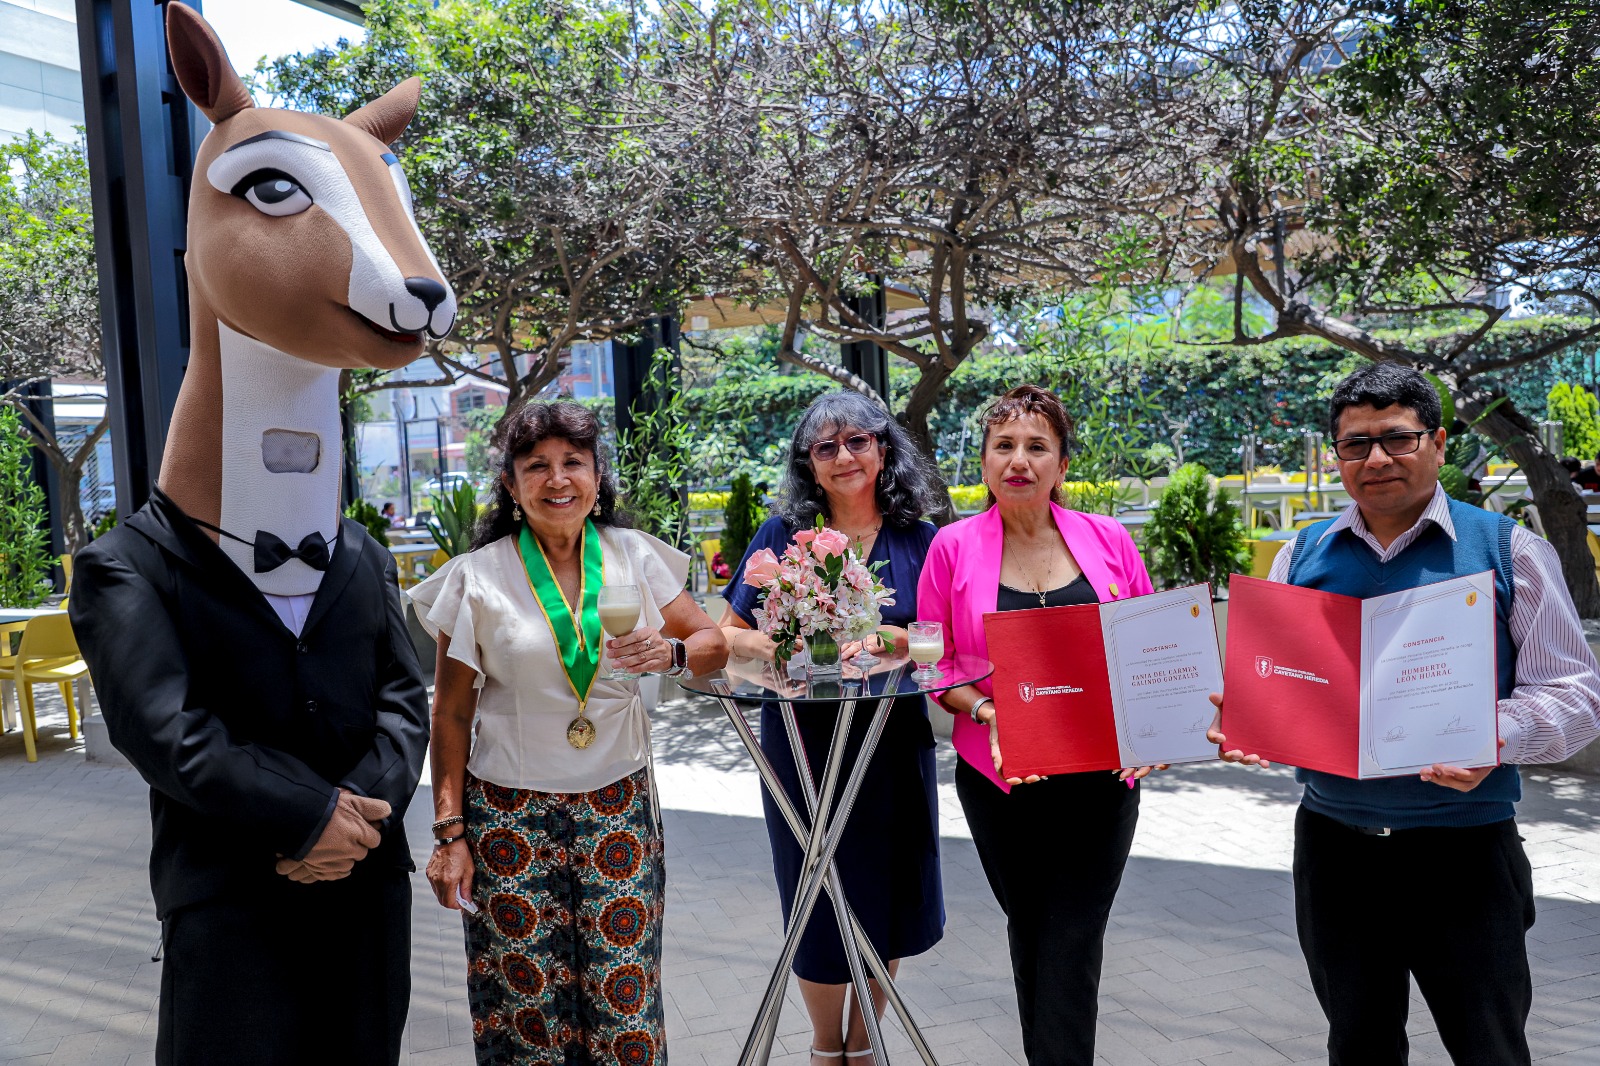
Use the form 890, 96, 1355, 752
345, 78, 422, 146
166, 2, 255, 124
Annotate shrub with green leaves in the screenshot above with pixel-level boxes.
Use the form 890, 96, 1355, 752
1547, 382, 1600, 460
721, 473, 762, 565
425, 481, 481, 558
1140, 463, 1249, 594
0, 407, 52, 607
345, 499, 391, 547
617, 350, 693, 548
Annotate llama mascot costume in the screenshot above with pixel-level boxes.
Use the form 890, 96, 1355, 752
70, 6, 453, 1063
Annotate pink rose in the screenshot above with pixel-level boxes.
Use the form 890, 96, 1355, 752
792, 528, 817, 550
742, 548, 782, 587
811, 527, 849, 560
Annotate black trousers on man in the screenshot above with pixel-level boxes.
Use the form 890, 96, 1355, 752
957, 760, 1139, 1065
1294, 806, 1536, 1066
156, 871, 411, 1066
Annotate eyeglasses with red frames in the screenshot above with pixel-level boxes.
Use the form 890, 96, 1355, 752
807, 432, 877, 463
1329, 429, 1431, 462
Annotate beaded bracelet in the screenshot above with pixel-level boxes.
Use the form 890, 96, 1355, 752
431, 815, 464, 834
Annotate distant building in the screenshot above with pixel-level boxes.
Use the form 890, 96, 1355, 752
558, 340, 615, 399
0, 1, 83, 145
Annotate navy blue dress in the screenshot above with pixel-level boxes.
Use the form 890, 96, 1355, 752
727, 516, 945, 983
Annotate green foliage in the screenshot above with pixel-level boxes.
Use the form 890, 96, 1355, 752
425, 481, 481, 558
1328, 3, 1600, 300
0, 131, 104, 553
1548, 382, 1600, 460
345, 499, 391, 548
681, 330, 828, 487
0, 131, 99, 376
0, 407, 52, 608
616, 350, 692, 547
460, 406, 504, 481
1140, 464, 1249, 594
266, 0, 747, 401
92, 508, 117, 540
721, 473, 762, 565
919, 295, 1174, 489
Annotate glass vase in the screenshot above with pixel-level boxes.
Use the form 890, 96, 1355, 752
806, 631, 842, 679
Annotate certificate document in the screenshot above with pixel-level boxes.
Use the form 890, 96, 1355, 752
984, 584, 1222, 777
1223, 573, 1500, 779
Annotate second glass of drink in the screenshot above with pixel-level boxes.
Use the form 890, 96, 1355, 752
907, 621, 944, 684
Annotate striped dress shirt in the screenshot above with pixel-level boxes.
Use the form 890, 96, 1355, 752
1268, 484, 1600, 764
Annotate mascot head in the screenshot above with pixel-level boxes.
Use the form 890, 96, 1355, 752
160, 4, 455, 596
168, 2, 455, 366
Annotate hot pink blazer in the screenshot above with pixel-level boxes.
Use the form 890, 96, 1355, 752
916, 503, 1154, 792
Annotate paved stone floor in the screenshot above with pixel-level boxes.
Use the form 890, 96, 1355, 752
2, 687, 1598, 1065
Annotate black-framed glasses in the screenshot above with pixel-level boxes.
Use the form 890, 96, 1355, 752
1330, 430, 1431, 462
807, 432, 877, 463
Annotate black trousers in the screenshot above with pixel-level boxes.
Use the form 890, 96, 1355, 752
956, 759, 1139, 1066
156, 871, 412, 1066
1294, 806, 1536, 1066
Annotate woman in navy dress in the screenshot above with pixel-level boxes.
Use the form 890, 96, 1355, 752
721, 390, 949, 1065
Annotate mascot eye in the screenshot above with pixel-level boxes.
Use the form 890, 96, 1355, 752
230, 169, 313, 217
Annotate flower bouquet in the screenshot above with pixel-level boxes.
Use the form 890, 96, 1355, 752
741, 517, 895, 672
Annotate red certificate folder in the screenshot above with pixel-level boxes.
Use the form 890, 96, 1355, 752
983, 584, 1222, 777
1222, 573, 1500, 778
1221, 576, 1360, 776
984, 604, 1120, 776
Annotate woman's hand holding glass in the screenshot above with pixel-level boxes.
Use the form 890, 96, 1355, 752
598, 584, 646, 680
606, 624, 675, 676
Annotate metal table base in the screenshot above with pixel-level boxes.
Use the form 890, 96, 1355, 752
709, 669, 940, 1066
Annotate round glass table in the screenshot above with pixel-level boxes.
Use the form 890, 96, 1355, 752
679, 651, 994, 1066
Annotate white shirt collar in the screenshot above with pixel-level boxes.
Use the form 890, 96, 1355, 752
1318, 482, 1456, 545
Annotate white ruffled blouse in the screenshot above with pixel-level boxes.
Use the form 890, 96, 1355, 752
408, 526, 688, 793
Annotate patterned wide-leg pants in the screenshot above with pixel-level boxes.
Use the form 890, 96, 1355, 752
463, 767, 666, 1066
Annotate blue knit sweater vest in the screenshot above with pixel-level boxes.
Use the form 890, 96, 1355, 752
1285, 498, 1520, 829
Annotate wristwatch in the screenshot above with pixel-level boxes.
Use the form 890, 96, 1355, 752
664, 637, 691, 679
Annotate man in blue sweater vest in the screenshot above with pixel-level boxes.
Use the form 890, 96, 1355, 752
1209, 363, 1600, 1065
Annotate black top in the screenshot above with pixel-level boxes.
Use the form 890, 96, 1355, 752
996, 572, 1098, 611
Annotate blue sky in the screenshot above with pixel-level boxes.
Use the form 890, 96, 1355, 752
202, 0, 366, 79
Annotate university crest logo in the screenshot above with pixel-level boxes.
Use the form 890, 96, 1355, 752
1018, 682, 1036, 704
1255, 656, 1274, 679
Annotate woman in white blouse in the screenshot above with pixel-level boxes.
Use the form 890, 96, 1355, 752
410, 401, 727, 1066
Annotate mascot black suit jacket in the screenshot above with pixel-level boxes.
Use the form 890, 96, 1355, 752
70, 491, 430, 1063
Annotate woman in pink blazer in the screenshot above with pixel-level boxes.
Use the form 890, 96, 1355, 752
917, 385, 1158, 1065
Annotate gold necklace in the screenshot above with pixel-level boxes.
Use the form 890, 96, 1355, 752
850, 523, 882, 546
1004, 541, 1056, 608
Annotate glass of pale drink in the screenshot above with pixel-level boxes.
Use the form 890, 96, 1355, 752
598, 584, 643, 680
907, 621, 944, 684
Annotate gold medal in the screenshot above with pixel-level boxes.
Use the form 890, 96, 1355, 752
567, 714, 597, 749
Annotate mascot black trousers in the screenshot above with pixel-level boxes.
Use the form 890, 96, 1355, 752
156, 871, 411, 1066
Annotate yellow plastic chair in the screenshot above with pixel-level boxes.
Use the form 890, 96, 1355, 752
701, 537, 729, 594
1247, 539, 1287, 578
11, 613, 88, 762
59, 553, 74, 596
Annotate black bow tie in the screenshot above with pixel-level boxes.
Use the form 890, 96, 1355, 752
254, 530, 331, 573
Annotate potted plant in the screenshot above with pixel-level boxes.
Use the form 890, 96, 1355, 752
1141, 462, 1250, 597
